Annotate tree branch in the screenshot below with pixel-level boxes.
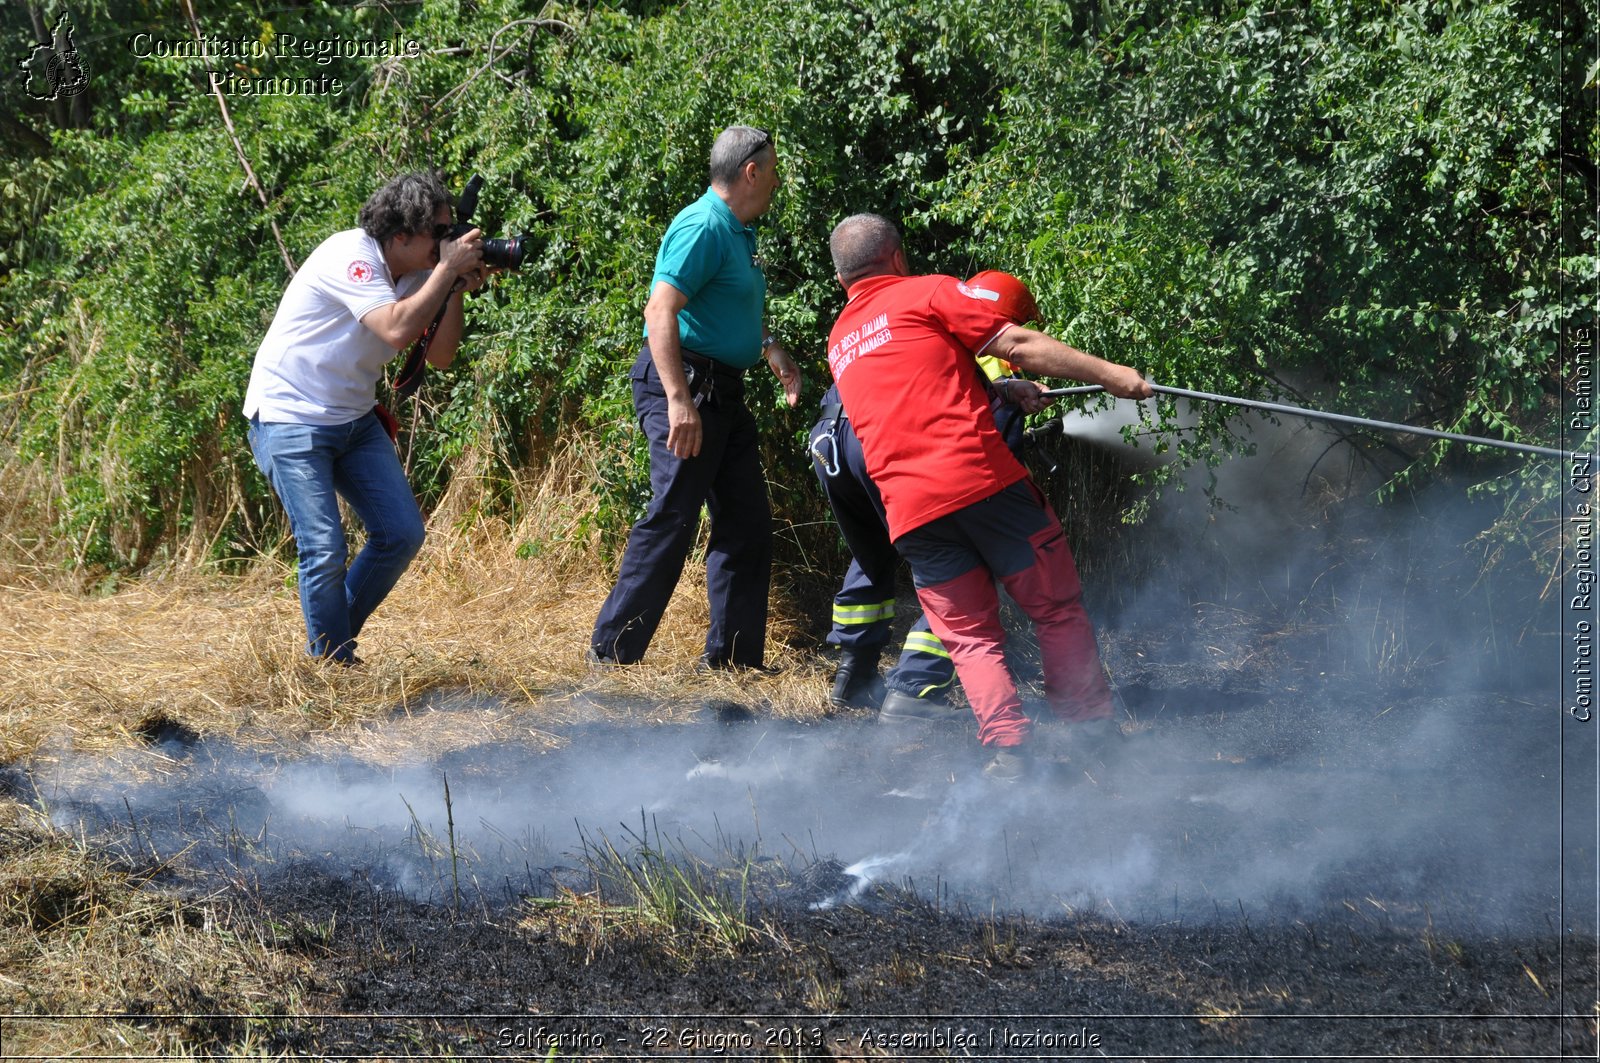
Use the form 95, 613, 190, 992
431, 18, 574, 113
180, 0, 298, 277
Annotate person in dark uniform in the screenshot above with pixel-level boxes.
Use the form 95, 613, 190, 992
809, 271, 1053, 720
591, 126, 802, 670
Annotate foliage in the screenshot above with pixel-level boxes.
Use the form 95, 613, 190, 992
0, 0, 1589, 571
933, 0, 1592, 493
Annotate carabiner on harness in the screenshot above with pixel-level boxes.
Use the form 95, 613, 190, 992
810, 428, 842, 478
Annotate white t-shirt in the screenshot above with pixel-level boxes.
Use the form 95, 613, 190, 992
243, 228, 427, 425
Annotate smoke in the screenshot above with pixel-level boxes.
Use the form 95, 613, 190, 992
12, 683, 1588, 936
1063, 385, 1556, 692
809, 853, 913, 910
9, 392, 1586, 935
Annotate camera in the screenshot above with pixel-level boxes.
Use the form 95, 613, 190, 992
447, 174, 529, 270
392, 173, 529, 398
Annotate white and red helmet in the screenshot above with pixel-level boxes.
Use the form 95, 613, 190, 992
965, 269, 1040, 326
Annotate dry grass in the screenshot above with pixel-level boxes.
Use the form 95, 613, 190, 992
0, 442, 834, 767
0, 442, 837, 1056
0, 807, 309, 1059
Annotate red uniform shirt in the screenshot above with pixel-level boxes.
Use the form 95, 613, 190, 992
827, 273, 1026, 540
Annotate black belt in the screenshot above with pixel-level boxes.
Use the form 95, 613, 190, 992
820, 402, 845, 422
682, 349, 745, 379
676, 348, 745, 409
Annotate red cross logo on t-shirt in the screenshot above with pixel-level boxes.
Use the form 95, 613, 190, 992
347, 260, 375, 283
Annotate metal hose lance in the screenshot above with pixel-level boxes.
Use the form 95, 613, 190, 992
1040, 383, 1590, 462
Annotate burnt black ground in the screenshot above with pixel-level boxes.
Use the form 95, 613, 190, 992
234, 862, 1588, 1060
6, 454, 1598, 1058
6, 656, 1597, 1059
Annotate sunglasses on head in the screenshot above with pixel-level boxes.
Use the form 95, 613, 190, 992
739, 128, 774, 168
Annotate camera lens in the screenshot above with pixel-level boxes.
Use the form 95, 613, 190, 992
482, 236, 526, 271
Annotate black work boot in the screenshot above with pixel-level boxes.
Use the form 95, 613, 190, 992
879, 689, 970, 727
829, 653, 885, 710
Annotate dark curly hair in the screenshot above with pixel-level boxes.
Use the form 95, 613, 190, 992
358, 172, 450, 245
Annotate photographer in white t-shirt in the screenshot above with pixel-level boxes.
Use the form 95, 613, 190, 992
245, 171, 484, 665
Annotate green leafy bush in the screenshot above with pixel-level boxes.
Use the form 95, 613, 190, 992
0, 0, 1588, 573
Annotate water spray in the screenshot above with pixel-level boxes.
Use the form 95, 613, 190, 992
1041, 382, 1587, 461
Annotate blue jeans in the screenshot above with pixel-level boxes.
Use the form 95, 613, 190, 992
248, 411, 425, 662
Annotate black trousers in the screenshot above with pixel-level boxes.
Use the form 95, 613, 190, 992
809, 398, 955, 697
591, 347, 772, 666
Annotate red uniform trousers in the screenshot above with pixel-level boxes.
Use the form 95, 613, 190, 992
895, 479, 1113, 748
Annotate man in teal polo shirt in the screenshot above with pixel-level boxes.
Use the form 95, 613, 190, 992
591, 125, 802, 669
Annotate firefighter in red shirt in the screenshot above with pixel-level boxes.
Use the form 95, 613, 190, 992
823, 213, 1152, 780
810, 270, 1049, 720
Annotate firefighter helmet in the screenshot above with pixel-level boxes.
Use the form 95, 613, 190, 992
965, 270, 1040, 326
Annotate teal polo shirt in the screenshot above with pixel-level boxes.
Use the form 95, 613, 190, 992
645, 187, 766, 369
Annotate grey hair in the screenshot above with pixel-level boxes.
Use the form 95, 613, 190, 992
358, 171, 451, 244
830, 213, 902, 283
709, 125, 774, 187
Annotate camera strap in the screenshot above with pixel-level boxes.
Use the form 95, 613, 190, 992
391, 279, 465, 399
389, 173, 485, 414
